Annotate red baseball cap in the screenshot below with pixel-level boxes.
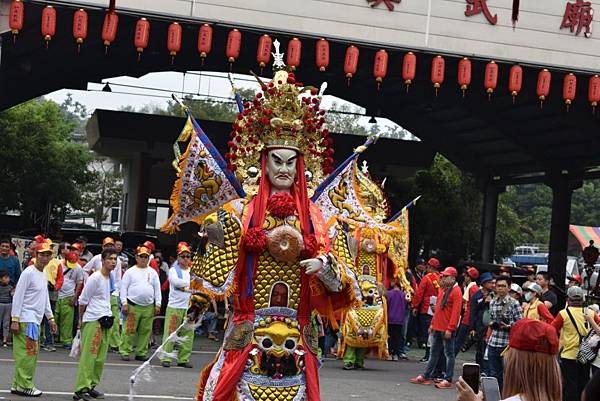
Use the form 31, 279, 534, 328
427, 258, 440, 269
143, 240, 155, 252
441, 267, 458, 277
467, 267, 479, 279
569, 274, 583, 285
508, 319, 559, 355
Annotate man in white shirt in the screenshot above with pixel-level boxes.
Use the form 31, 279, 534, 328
10, 242, 57, 397
160, 242, 194, 368
73, 248, 118, 401
83, 237, 122, 351
119, 246, 161, 361
55, 252, 84, 349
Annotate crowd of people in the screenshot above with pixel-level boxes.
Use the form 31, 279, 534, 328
3, 234, 600, 401
0, 235, 226, 400
400, 257, 600, 401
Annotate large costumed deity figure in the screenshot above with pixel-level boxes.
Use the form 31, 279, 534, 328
163, 44, 356, 401
313, 159, 412, 369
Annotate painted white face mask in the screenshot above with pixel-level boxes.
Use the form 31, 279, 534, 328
524, 292, 533, 302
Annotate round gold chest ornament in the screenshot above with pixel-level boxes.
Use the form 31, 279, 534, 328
267, 225, 304, 263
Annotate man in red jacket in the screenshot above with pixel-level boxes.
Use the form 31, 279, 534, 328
454, 266, 479, 355
410, 267, 462, 389
411, 257, 441, 361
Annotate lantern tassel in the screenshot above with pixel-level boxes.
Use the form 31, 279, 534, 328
462, 89, 466, 98
137, 53, 141, 62
171, 56, 175, 65
105, 46, 109, 55
512, 0, 520, 30
12, 34, 16, 45
512, 95, 516, 105
406, 84, 410, 93
347, 78, 351, 87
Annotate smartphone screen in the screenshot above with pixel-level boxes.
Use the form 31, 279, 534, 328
482, 377, 501, 401
462, 363, 480, 393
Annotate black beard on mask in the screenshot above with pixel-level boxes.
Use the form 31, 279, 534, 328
259, 353, 298, 377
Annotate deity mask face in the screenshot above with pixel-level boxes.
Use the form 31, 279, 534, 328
265, 148, 298, 192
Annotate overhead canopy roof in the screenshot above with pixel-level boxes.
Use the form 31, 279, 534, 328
4, 2, 600, 186
569, 224, 600, 251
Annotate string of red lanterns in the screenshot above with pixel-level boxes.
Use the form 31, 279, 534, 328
6, 2, 600, 114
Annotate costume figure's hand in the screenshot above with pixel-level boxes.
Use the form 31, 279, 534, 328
300, 258, 323, 275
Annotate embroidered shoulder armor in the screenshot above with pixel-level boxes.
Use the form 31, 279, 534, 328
192, 204, 242, 298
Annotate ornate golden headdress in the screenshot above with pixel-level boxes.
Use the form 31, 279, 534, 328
356, 161, 391, 223
224, 40, 334, 193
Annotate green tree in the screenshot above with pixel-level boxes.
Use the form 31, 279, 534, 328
79, 158, 123, 229
410, 155, 482, 263
0, 99, 92, 227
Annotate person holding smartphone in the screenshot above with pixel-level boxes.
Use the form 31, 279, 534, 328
456, 319, 561, 401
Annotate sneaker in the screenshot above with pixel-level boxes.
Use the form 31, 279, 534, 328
342, 363, 354, 370
135, 355, 149, 361
386, 355, 394, 361
73, 390, 91, 401
207, 334, 219, 342
2, 342, 7, 347
42, 345, 56, 352
161, 361, 171, 368
399, 353, 408, 360
392, 355, 399, 361
13, 386, 43, 397
435, 380, 453, 389
120, 355, 130, 361
409, 375, 431, 385
177, 362, 193, 368
419, 356, 429, 363
354, 363, 364, 370
433, 378, 444, 383
87, 388, 104, 399
109, 347, 119, 353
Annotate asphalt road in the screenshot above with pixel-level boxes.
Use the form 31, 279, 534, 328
0, 338, 468, 401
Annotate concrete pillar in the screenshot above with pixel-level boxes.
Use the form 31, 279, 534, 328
121, 153, 152, 231
480, 183, 505, 263
547, 173, 581, 293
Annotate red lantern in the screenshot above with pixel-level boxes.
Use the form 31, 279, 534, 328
73, 9, 88, 53
167, 22, 182, 63
256, 34, 272, 73
402, 52, 417, 92
134, 18, 150, 61
9, 0, 24, 43
226, 29, 241, 68
484, 60, 499, 100
316, 38, 330, 72
457, 57, 471, 97
344, 45, 360, 86
588, 75, 600, 114
508, 65, 523, 104
373, 49, 388, 90
563, 73, 577, 111
431, 55, 445, 96
537, 69, 551, 108
287, 38, 302, 71
197, 24, 212, 66
102, 11, 118, 54
41, 5, 56, 49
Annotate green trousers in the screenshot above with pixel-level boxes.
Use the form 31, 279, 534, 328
108, 296, 121, 348
161, 306, 194, 363
343, 346, 366, 367
119, 303, 154, 357
55, 297, 74, 346
74, 321, 109, 393
12, 323, 39, 389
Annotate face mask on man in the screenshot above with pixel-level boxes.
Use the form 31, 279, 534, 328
524, 292, 533, 302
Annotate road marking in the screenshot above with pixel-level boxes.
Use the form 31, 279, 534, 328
0, 390, 192, 400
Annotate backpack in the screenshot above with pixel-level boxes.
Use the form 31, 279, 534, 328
565, 307, 600, 364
